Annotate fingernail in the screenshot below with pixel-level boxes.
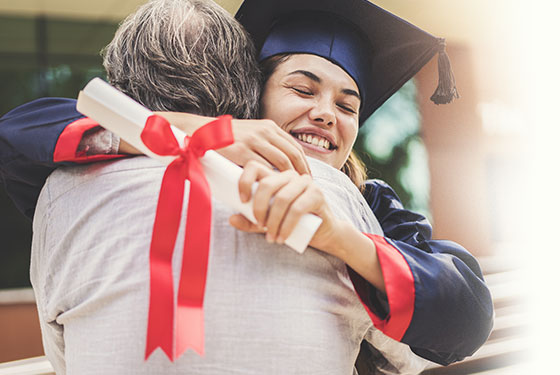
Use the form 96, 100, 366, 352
266, 233, 274, 243
276, 236, 284, 244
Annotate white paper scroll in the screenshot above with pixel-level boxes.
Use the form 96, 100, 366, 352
76, 78, 322, 253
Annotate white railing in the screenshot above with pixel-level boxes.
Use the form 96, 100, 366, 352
0, 357, 53, 375
0, 288, 35, 305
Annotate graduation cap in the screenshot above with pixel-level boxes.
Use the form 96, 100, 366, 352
236, 0, 458, 124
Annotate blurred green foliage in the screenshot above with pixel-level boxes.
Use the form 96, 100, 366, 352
355, 80, 431, 218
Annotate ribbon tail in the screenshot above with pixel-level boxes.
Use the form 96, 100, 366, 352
176, 305, 205, 357
145, 161, 186, 361
175, 157, 212, 359
145, 255, 175, 361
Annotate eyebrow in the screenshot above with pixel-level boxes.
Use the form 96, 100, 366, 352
287, 69, 361, 101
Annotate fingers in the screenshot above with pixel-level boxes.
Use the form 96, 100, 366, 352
229, 214, 265, 233
237, 163, 308, 235
219, 145, 274, 171
252, 170, 299, 227
264, 174, 311, 243
254, 127, 310, 174
228, 119, 310, 175
253, 142, 298, 173
248, 170, 320, 244
238, 161, 274, 203
235, 165, 328, 248
225, 140, 297, 173
275, 182, 326, 245
263, 128, 310, 174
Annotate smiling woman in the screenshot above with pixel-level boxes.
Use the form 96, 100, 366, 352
261, 54, 360, 170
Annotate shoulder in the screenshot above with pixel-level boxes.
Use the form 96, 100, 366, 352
308, 160, 383, 234
362, 179, 397, 193
43, 156, 163, 204
362, 179, 404, 210
1, 97, 79, 121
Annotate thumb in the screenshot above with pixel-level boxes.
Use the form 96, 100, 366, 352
229, 214, 266, 233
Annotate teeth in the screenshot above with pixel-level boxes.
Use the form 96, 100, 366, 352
295, 133, 331, 150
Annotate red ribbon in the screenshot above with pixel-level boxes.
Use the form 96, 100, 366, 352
141, 114, 233, 361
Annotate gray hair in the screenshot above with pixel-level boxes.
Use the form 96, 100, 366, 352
102, 0, 261, 119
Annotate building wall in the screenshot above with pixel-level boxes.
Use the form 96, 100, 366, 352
0, 291, 43, 363
416, 44, 492, 257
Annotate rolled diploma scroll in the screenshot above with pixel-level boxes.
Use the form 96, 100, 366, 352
76, 78, 322, 253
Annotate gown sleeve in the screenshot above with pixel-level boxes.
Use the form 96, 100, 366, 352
349, 179, 494, 366
0, 98, 123, 219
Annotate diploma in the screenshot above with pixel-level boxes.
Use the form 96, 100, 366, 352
76, 77, 322, 253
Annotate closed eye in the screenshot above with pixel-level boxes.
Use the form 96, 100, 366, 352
291, 87, 313, 96
338, 104, 357, 114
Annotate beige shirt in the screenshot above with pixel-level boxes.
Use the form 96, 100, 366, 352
31, 156, 428, 375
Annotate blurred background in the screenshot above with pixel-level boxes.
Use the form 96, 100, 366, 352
0, 0, 557, 373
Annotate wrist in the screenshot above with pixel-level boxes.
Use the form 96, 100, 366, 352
323, 220, 355, 260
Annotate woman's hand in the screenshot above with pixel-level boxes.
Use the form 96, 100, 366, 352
230, 161, 344, 256
221, 118, 310, 175
118, 112, 310, 174
229, 161, 386, 292
156, 112, 310, 174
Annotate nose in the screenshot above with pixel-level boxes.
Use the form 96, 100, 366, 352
308, 97, 336, 127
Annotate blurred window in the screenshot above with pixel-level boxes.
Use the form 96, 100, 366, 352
0, 15, 117, 289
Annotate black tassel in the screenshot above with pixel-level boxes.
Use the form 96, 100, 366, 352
430, 38, 459, 105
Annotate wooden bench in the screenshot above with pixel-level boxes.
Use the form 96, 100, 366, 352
421, 256, 528, 374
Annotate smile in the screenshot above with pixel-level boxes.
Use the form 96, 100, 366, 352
294, 133, 334, 151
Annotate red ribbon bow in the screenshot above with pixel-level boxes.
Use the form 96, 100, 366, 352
141, 114, 234, 361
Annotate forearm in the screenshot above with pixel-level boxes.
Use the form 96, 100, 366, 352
361, 180, 493, 365
0, 98, 84, 218
155, 111, 216, 133
327, 221, 386, 293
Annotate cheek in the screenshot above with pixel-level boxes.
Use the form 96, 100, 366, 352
341, 121, 359, 148
261, 99, 285, 126
263, 95, 308, 128
261, 87, 285, 120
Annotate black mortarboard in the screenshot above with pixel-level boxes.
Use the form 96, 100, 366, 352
236, 0, 458, 124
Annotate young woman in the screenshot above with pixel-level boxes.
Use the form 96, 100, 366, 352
0, 0, 491, 370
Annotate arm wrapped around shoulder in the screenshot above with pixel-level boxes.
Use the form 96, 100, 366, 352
352, 180, 494, 366
0, 98, 83, 218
